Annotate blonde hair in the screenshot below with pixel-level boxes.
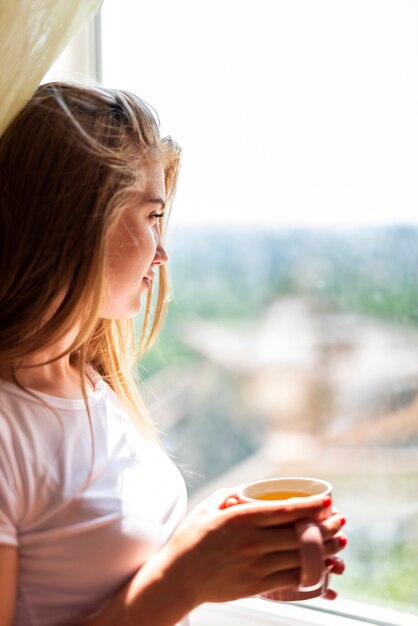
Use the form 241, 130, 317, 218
0, 82, 181, 444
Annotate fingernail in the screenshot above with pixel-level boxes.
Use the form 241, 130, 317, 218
339, 536, 348, 548
325, 558, 335, 567
323, 497, 332, 508
340, 517, 347, 527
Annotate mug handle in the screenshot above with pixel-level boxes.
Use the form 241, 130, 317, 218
295, 520, 325, 591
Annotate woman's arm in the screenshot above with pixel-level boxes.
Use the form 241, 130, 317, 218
84, 489, 346, 626
0, 544, 18, 626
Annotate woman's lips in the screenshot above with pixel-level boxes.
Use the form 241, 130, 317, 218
142, 276, 152, 289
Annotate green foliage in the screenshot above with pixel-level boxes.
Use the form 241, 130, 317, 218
165, 225, 418, 325
138, 225, 418, 377
335, 538, 418, 613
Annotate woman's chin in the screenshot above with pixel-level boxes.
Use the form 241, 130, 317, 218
100, 296, 143, 320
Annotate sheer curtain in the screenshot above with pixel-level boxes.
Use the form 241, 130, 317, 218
0, 0, 102, 136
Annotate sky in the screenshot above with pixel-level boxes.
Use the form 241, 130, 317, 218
99, 0, 418, 229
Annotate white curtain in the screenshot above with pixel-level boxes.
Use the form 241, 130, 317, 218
0, 0, 103, 137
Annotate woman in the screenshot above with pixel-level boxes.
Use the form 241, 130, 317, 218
0, 82, 346, 626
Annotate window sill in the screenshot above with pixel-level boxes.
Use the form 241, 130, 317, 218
190, 597, 417, 626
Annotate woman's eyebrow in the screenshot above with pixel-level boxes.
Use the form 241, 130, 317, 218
146, 198, 166, 210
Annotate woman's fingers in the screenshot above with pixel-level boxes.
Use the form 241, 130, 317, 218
261, 567, 301, 593
319, 512, 346, 540
325, 556, 346, 575
222, 517, 347, 560
322, 587, 338, 600
222, 496, 241, 509
225, 497, 332, 528
323, 533, 348, 558
257, 549, 301, 577
203, 487, 245, 510
240, 526, 347, 567
245, 526, 298, 555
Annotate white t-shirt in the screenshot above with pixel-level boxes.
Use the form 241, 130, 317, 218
0, 370, 189, 626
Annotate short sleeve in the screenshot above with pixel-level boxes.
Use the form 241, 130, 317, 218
0, 418, 21, 546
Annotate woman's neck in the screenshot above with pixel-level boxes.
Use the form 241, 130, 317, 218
0, 342, 95, 398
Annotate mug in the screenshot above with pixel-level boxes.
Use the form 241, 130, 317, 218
237, 477, 332, 601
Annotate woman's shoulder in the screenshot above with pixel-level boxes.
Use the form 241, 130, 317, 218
0, 378, 34, 425
0, 377, 95, 464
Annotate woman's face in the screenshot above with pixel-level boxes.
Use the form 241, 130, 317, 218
102, 162, 168, 319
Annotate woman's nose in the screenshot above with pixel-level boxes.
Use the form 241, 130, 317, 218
153, 242, 168, 266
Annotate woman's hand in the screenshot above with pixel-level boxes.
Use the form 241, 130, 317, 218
315, 506, 347, 600
154, 488, 347, 608
321, 555, 346, 600
259, 506, 347, 602
116, 488, 347, 626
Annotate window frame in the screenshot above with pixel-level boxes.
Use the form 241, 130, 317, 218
43, 12, 101, 84
191, 597, 418, 626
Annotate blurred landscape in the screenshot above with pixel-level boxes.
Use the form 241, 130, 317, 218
137, 225, 418, 615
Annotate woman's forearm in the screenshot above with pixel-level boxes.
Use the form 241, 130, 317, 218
81, 491, 347, 626
83, 546, 196, 626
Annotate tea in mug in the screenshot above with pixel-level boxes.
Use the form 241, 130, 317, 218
255, 491, 311, 500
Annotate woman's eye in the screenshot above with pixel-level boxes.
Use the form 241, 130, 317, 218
150, 212, 165, 223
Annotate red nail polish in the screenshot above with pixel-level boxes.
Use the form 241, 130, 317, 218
323, 497, 332, 508
340, 517, 347, 527
325, 558, 335, 567
339, 536, 348, 548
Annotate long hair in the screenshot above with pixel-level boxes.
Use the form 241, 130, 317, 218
0, 82, 181, 444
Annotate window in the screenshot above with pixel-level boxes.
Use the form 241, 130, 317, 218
99, 1, 418, 623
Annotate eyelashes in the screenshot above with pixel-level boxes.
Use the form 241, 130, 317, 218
150, 212, 165, 224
